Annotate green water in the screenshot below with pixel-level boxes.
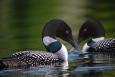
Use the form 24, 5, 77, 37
0, 0, 115, 77
0, 0, 114, 56
0, 0, 86, 56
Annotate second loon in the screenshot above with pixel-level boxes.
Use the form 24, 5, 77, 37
77, 19, 115, 61
0, 19, 77, 69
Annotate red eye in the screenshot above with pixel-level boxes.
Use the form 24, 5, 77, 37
65, 30, 69, 34
83, 28, 87, 32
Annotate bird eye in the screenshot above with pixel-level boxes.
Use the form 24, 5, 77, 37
83, 28, 87, 32
65, 30, 69, 34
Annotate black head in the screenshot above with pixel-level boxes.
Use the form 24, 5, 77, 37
77, 19, 105, 43
42, 19, 77, 48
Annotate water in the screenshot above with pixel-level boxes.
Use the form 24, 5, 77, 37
0, 66, 114, 77
0, 50, 115, 77
0, 0, 115, 77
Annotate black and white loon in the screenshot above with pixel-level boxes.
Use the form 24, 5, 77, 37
0, 19, 77, 69
77, 19, 115, 60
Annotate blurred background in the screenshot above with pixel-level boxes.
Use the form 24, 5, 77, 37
0, 0, 115, 56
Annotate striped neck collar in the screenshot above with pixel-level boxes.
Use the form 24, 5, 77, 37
92, 37, 104, 42
43, 36, 61, 53
43, 36, 68, 65
43, 36, 57, 46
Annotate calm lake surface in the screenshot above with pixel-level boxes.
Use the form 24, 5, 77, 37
0, 0, 115, 77
0, 50, 115, 77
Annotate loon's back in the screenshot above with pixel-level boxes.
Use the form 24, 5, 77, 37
86, 38, 115, 63
0, 51, 63, 69
91, 38, 115, 52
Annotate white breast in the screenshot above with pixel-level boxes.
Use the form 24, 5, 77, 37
82, 43, 90, 54
56, 44, 68, 67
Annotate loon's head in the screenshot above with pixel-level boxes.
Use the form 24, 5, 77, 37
77, 19, 105, 44
42, 19, 77, 51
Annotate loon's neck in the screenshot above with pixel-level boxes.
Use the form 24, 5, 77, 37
43, 36, 68, 65
43, 36, 57, 46
92, 37, 104, 42
56, 44, 68, 66
82, 37, 105, 53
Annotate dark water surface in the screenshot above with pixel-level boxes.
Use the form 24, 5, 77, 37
0, 0, 115, 77
0, 50, 115, 77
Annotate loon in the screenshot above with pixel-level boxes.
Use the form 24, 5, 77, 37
0, 19, 77, 69
77, 19, 115, 60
